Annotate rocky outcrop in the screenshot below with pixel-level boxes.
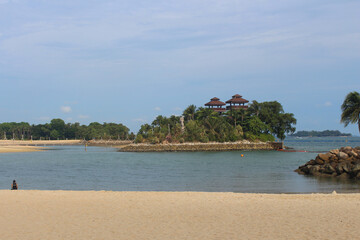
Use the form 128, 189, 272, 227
118, 141, 283, 152
295, 146, 360, 179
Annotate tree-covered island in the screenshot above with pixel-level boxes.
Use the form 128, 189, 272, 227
290, 130, 351, 137
135, 99, 296, 144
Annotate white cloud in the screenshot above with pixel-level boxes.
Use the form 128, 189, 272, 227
173, 107, 182, 111
324, 101, 332, 107
154, 107, 161, 111
60, 106, 72, 113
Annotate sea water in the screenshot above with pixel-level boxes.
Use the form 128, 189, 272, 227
0, 137, 359, 193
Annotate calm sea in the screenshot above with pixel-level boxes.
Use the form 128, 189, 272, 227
1, 137, 360, 193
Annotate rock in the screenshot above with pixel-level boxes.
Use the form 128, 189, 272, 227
298, 165, 310, 174
309, 165, 321, 175
343, 146, 353, 151
318, 153, 331, 161
315, 157, 324, 165
296, 147, 360, 180
342, 163, 351, 173
335, 164, 344, 175
349, 150, 359, 158
338, 152, 349, 160
351, 163, 360, 173
329, 155, 339, 162
323, 164, 335, 174
306, 160, 317, 166
330, 149, 340, 155
332, 190, 337, 195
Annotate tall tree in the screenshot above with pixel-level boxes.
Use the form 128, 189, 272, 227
341, 91, 360, 134
183, 105, 197, 121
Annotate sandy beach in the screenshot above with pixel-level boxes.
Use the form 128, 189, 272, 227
0, 140, 83, 153
1, 190, 359, 240
0, 145, 43, 153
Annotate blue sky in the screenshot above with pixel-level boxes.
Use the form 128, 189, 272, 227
0, 0, 359, 135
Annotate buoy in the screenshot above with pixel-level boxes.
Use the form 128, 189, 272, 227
241, 154, 244, 157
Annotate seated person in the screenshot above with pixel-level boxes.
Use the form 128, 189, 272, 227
11, 180, 18, 190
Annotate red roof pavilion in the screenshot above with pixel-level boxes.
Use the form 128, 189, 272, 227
226, 94, 249, 110
205, 97, 226, 113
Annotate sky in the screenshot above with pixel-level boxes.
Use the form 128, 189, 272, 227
0, 0, 359, 135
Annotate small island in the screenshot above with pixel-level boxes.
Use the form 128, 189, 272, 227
290, 130, 351, 137
122, 94, 296, 152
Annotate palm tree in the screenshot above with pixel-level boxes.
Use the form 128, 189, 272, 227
183, 105, 197, 121
341, 91, 360, 134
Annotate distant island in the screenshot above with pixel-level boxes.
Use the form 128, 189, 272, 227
290, 130, 351, 137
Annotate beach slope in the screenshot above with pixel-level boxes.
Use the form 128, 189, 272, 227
0, 191, 359, 240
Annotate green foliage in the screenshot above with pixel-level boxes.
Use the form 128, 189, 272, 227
341, 91, 360, 134
183, 105, 197, 121
0, 119, 130, 140
249, 101, 296, 140
136, 99, 296, 143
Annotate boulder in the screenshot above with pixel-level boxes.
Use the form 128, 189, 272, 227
309, 165, 321, 175
330, 149, 340, 155
343, 146, 353, 152
338, 152, 349, 160
342, 162, 351, 173
352, 163, 360, 173
318, 153, 331, 161
323, 164, 335, 174
335, 164, 344, 175
349, 150, 359, 158
315, 157, 324, 165
296, 147, 360, 180
306, 160, 317, 166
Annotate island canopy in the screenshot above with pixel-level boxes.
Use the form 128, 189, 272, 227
204, 97, 226, 113
226, 94, 249, 110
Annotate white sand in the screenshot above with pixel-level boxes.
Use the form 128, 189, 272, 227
0, 145, 43, 153
1, 190, 359, 240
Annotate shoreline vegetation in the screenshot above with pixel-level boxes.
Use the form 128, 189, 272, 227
1, 190, 360, 240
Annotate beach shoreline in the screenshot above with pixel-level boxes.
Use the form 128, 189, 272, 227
1, 190, 359, 239
0, 140, 83, 153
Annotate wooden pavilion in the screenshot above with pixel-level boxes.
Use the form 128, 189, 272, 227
204, 97, 226, 113
225, 94, 249, 110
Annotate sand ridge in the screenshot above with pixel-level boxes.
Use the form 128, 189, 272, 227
1, 190, 360, 240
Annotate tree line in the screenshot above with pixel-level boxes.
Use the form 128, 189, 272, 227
290, 130, 351, 137
135, 100, 297, 143
0, 119, 134, 140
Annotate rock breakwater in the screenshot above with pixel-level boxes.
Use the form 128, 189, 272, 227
295, 146, 360, 179
118, 141, 283, 152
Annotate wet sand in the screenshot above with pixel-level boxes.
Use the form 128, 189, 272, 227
1, 190, 359, 240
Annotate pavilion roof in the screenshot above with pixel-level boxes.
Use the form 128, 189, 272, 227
205, 97, 226, 106
226, 94, 249, 104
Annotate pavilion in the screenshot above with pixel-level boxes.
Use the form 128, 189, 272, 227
225, 94, 249, 110
204, 97, 226, 113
